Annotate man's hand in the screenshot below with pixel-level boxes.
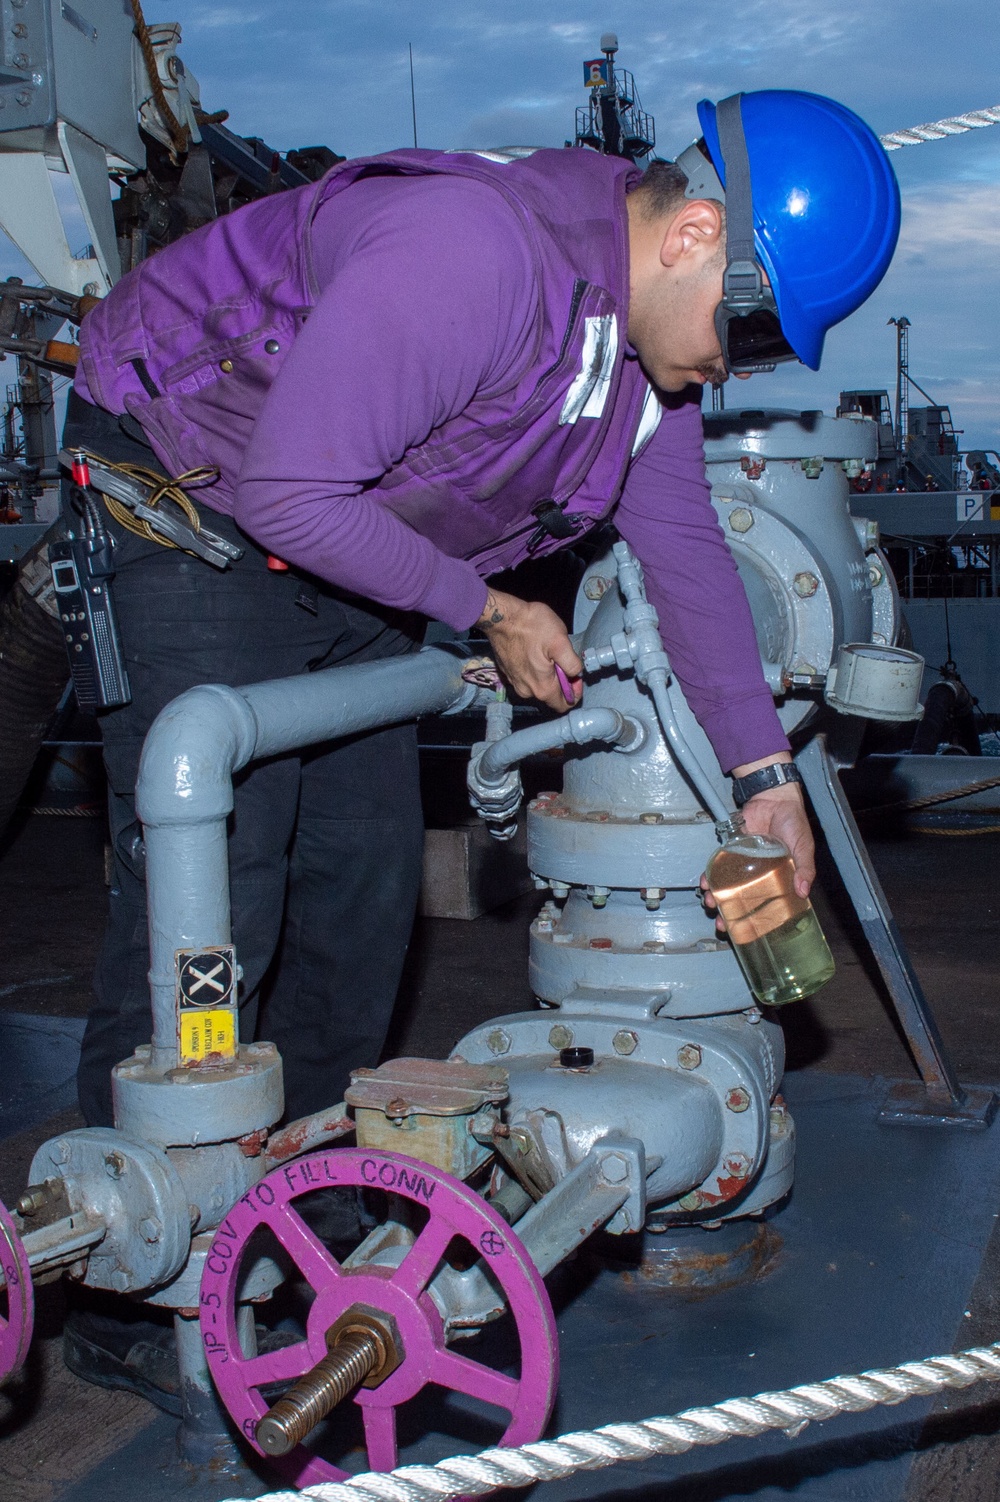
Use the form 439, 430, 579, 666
726, 753, 814, 897
739, 783, 815, 898
476, 588, 582, 711
702, 754, 815, 926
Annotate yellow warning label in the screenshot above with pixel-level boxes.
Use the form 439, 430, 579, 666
179, 1008, 237, 1063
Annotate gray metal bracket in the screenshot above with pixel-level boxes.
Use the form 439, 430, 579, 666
796, 735, 996, 1129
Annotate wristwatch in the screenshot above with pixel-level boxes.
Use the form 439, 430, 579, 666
731, 762, 803, 808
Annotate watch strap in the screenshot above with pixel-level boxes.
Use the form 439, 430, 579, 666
731, 762, 802, 808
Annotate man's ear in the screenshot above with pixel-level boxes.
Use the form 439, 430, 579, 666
659, 199, 724, 270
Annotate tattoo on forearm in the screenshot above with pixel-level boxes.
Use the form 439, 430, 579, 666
480, 591, 505, 627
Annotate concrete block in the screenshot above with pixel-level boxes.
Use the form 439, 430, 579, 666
419, 821, 532, 921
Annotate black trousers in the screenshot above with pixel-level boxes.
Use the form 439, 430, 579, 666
65, 395, 425, 1127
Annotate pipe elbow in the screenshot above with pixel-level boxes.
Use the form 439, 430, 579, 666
564, 707, 625, 746
136, 683, 259, 828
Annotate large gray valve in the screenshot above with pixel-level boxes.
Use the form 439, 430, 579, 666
3, 407, 953, 1486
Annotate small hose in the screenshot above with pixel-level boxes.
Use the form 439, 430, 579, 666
646, 673, 731, 825
476, 707, 638, 785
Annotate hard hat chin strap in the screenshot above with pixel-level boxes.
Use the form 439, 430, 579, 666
713, 93, 769, 317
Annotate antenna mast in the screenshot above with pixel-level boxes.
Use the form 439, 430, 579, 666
888, 315, 910, 468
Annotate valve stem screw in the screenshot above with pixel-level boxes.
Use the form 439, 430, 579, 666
255, 1309, 403, 1456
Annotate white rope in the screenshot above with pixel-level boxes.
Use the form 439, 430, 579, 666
880, 104, 1000, 151
221, 1340, 1000, 1502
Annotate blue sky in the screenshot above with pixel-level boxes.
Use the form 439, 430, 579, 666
22, 1, 1000, 451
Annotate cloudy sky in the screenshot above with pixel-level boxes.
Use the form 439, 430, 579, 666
20, 0, 1000, 451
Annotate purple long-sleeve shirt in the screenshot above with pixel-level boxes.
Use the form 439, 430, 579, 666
234, 174, 786, 773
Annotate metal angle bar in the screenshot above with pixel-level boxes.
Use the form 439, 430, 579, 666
514, 1140, 642, 1276
796, 735, 995, 1127
198, 122, 311, 193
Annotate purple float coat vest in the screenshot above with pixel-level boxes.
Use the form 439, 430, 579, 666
78, 148, 651, 577
77, 147, 790, 772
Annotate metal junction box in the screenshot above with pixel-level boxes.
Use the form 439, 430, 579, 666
0, 0, 142, 165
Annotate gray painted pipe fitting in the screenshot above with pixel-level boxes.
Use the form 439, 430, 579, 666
136, 649, 481, 1059
477, 706, 643, 786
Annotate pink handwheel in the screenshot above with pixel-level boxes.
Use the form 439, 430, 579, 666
0, 1199, 34, 1382
199, 1148, 558, 1488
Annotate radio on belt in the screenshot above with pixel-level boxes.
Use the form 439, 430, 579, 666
50, 452, 130, 710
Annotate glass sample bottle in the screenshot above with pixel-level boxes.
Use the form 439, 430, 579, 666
706, 830, 835, 1006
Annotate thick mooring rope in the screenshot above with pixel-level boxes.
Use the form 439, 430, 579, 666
222, 1340, 1000, 1502
880, 104, 1000, 151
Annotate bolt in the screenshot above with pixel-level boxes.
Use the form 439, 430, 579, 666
548, 1024, 573, 1050
678, 1191, 704, 1212
551, 882, 569, 899
256, 1309, 403, 1456
583, 575, 610, 601
639, 811, 664, 825
793, 571, 819, 598
585, 810, 611, 822
12, 22, 27, 37
587, 886, 610, 908
612, 1029, 638, 1055
49, 1140, 70, 1166
552, 932, 575, 944
589, 937, 613, 950
532, 876, 549, 890
728, 507, 754, 533
16, 1188, 47, 1217
868, 560, 885, 587
487, 1028, 511, 1056
13, 51, 28, 68
724, 1154, 752, 1179
385, 1097, 408, 1116
641, 887, 664, 910
801, 455, 824, 478
726, 1087, 751, 1113
139, 1217, 161, 1244
643, 939, 666, 953
677, 1044, 702, 1071
469, 1112, 498, 1140
599, 1153, 629, 1185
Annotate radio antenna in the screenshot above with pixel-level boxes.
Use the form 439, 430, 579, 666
408, 43, 418, 148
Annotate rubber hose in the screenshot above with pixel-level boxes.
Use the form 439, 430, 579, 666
0, 575, 71, 837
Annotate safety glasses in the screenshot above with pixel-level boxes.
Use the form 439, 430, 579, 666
715, 295, 798, 375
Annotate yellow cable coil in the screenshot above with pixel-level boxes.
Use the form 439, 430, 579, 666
98, 460, 220, 553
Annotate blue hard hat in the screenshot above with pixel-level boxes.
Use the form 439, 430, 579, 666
697, 90, 901, 370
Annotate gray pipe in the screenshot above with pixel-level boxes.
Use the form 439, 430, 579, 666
136, 648, 480, 1058
647, 674, 732, 826
477, 706, 642, 785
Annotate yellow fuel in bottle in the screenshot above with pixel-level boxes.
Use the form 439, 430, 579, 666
706, 832, 835, 1006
